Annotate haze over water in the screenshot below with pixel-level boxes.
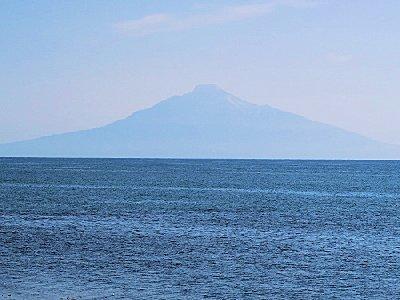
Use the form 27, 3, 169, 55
1, 158, 400, 299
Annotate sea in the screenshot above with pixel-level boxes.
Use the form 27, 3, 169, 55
1, 158, 400, 299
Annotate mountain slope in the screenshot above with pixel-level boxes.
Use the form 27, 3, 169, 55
1, 84, 399, 158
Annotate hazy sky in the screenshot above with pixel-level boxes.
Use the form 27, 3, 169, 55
1, 0, 400, 144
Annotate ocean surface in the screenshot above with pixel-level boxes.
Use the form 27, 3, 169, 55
1, 158, 400, 299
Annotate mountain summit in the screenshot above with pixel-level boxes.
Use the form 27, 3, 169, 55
1, 85, 399, 158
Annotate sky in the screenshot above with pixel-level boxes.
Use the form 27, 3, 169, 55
1, 0, 400, 145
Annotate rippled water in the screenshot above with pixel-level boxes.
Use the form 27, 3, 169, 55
1, 158, 400, 299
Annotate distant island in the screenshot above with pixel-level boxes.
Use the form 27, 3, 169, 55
1, 84, 399, 159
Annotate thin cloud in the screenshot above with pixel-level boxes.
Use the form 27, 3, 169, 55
114, 0, 319, 36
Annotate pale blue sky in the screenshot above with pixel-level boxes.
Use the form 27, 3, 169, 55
1, 0, 400, 144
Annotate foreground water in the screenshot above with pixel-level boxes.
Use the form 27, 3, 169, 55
1, 158, 400, 299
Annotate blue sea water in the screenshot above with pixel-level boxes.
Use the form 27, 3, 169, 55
1, 158, 400, 299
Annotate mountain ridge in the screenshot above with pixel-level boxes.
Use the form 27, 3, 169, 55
1, 84, 399, 159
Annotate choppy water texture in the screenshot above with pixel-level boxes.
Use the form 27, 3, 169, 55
1, 158, 400, 299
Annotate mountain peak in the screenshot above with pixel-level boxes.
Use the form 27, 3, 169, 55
185, 83, 255, 110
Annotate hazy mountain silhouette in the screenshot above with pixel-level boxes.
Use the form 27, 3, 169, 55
1, 84, 399, 158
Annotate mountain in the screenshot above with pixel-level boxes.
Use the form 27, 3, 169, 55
1, 84, 399, 158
